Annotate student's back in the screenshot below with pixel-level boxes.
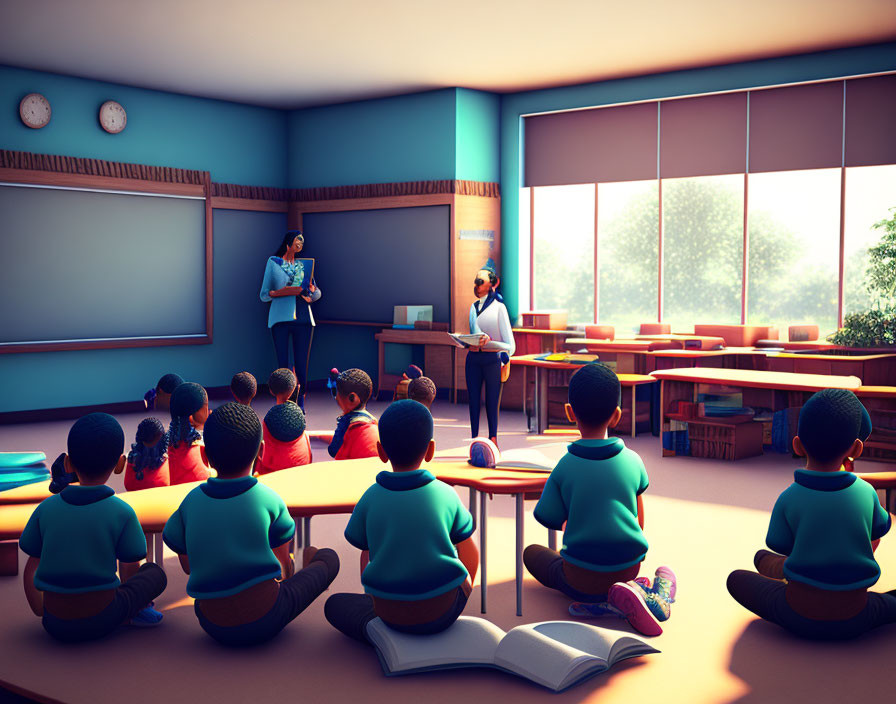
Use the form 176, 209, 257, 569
328, 368, 379, 460
167, 382, 211, 485
257, 402, 312, 475
122, 418, 170, 491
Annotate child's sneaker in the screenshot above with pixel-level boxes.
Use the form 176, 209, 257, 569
568, 601, 623, 619
634, 576, 652, 591
128, 604, 163, 627
653, 566, 677, 602
608, 582, 664, 637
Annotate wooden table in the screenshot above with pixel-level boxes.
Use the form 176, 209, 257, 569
510, 354, 657, 436
0, 455, 553, 617
650, 367, 863, 460
374, 328, 458, 402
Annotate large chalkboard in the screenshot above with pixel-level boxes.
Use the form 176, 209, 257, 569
302, 206, 450, 323
0, 184, 207, 348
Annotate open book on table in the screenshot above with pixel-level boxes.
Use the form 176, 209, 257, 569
367, 616, 658, 692
448, 332, 488, 349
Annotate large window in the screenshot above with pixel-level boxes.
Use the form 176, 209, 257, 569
663, 175, 743, 332
747, 169, 840, 337
597, 180, 658, 335
844, 165, 896, 317
532, 184, 594, 324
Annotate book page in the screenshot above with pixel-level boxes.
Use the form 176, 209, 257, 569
495, 443, 568, 470
493, 624, 602, 691
367, 616, 505, 674
448, 333, 487, 348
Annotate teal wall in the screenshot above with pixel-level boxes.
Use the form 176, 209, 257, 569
455, 88, 500, 183
287, 89, 457, 188
498, 41, 896, 320
0, 65, 288, 187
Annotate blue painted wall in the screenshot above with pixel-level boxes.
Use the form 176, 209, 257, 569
499, 42, 896, 320
455, 88, 500, 183
0, 65, 288, 187
287, 89, 457, 188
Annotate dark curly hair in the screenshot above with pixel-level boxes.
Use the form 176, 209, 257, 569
231, 371, 258, 403
203, 403, 263, 477
336, 368, 372, 406
127, 418, 168, 479
268, 368, 298, 398
408, 376, 437, 406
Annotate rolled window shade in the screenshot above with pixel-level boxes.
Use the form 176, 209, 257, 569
660, 92, 747, 178
748, 81, 843, 173
524, 102, 658, 186
845, 74, 896, 167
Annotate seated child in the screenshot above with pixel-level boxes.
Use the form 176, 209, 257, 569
120, 418, 170, 491
20, 413, 167, 642
327, 369, 379, 460
144, 372, 184, 412
268, 368, 298, 405
325, 400, 478, 641
167, 382, 212, 485
408, 376, 437, 409
231, 372, 258, 406
393, 364, 423, 401
727, 389, 896, 640
163, 403, 339, 646
524, 362, 675, 636
256, 402, 312, 475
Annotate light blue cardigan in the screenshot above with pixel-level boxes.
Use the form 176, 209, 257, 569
259, 257, 322, 328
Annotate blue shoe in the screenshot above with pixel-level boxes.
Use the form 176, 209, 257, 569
653, 566, 677, 602
128, 605, 163, 627
568, 601, 623, 619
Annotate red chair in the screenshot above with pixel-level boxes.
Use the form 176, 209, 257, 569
584, 325, 615, 340
639, 323, 671, 335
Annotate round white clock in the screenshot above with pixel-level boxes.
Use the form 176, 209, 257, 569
99, 100, 127, 134
19, 93, 51, 129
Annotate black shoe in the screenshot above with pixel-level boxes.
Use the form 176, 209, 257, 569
49, 453, 78, 494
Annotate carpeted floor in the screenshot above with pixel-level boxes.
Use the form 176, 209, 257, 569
1, 392, 894, 703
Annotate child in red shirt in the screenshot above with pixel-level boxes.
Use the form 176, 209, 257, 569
231, 372, 257, 407
120, 418, 170, 491
327, 369, 378, 460
167, 382, 212, 485
257, 402, 312, 475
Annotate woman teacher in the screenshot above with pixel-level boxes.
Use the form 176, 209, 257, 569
465, 258, 515, 445
259, 230, 321, 410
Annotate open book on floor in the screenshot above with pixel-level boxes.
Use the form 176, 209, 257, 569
366, 616, 658, 693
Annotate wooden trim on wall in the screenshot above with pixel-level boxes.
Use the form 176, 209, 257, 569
0, 149, 205, 184
209, 196, 289, 212
0, 336, 211, 354
289, 179, 499, 202
204, 172, 215, 344
0, 167, 206, 197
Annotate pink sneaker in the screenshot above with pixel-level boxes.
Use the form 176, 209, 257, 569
608, 582, 663, 637
634, 576, 652, 590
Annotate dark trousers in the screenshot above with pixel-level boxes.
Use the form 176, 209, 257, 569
271, 322, 314, 408
42, 563, 167, 643
523, 544, 640, 602
196, 561, 333, 647
727, 570, 896, 640
465, 351, 501, 438
324, 587, 469, 644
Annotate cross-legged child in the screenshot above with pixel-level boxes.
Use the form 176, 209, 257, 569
163, 402, 339, 646
120, 417, 170, 491
20, 413, 167, 642
727, 389, 896, 640
256, 402, 312, 475
327, 369, 379, 460
167, 382, 212, 485
324, 400, 479, 642
524, 362, 675, 636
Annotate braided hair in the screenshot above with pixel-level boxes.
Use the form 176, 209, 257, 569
168, 382, 207, 449
127, 418, 168, 480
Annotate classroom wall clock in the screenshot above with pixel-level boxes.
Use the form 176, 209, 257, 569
99, 100, 127, 134
19, 93, 51, 129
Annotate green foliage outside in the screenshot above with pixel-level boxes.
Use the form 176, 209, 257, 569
534, 179, 838, 335
829, 207, 896, 347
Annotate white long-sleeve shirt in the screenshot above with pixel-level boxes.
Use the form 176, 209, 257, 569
469, 296, 515, 356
